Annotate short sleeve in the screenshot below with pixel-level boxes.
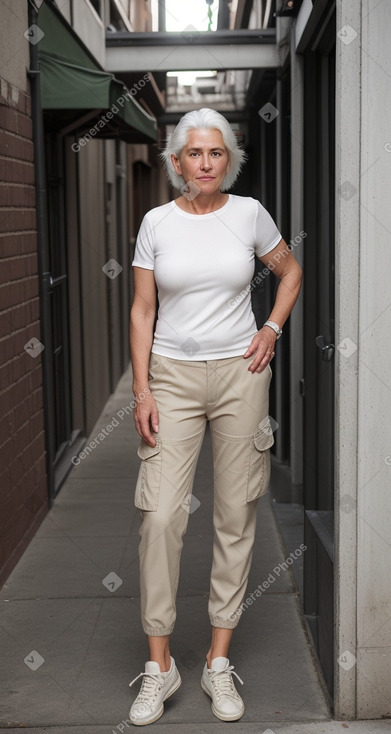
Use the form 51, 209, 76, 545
253, 199, 282, 258
132, 213, 155, 270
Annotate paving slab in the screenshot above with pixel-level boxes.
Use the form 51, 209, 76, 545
0, 591, 328, 726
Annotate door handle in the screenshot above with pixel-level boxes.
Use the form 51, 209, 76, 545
316, 335, 335, 362
49, 273, 67, 289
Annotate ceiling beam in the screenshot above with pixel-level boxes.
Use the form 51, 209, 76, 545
158, 110, 251, 125
106, 29, 276, 46
106, 30, 280, 73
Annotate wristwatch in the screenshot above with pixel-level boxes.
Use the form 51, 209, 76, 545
263, 320, 282, 339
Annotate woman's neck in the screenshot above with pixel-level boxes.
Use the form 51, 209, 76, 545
174, 191, 229, 215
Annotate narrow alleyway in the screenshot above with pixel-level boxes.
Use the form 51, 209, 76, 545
0, 364, 385, 733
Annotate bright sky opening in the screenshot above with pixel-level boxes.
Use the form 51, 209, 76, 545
165, 0, 219, 32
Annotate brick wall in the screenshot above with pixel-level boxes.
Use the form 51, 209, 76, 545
0, 76, 48, 585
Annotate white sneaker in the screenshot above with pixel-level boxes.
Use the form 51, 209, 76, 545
129, 656, 181, 726
201, 656, 245, 721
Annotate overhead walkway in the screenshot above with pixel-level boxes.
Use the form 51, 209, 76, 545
106, 29, 282, 73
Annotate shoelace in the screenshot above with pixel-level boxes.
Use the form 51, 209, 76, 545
129, 671, 163, 707
209, 665, 244, 700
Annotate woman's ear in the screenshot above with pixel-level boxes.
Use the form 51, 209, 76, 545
171, 153, 182, 175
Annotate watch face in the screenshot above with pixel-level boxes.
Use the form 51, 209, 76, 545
265, 321, 282, 338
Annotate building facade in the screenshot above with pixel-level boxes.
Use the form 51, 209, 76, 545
0, 0, 168, 584
0, 0, 48, 582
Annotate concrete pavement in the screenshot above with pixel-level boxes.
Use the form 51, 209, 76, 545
0, 363, 389, 733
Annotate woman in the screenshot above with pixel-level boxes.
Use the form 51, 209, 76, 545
128, 108, 302, 726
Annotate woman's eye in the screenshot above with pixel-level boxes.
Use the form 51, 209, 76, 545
188, 151, 222, 157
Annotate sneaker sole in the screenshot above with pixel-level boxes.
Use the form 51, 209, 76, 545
200, 677, 245, 722
130, 671, 182, 726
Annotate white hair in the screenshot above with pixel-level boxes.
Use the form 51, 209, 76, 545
159, 108, 247, 192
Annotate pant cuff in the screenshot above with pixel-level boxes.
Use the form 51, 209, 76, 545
209, 612, 241, 629
142, 620, 176, 636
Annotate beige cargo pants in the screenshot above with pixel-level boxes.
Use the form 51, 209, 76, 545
134, 352, 274, 636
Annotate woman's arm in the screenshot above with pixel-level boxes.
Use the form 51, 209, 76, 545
244, 237, 303, 373
130, 267, 159, 446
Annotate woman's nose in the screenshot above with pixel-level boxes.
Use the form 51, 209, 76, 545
200, 155, 212, 170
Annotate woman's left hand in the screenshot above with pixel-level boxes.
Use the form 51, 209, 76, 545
243, 327, 277, 373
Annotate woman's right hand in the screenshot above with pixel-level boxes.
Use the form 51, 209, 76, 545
133, 390, 159, 447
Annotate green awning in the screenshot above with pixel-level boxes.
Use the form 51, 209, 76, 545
37, 2, 157, 143
39, 53, 157, 142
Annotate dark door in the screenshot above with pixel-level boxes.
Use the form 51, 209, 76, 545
133, 160, 152, 233
302, 10, 336, 698
45, 133, 80, 498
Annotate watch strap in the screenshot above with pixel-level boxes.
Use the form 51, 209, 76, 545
263, 320, 282, 339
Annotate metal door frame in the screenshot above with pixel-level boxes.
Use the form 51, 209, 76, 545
302, 8, 336, 700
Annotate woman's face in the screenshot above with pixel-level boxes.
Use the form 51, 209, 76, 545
171, 128, 231, 195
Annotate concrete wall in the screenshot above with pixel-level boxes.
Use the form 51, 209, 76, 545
356, 0, 391, 718
72, 0, 105, 67
56, 0, 71, 24
56, 0, 105, 66
335, 0, 391, 719
0, 0, 30, 92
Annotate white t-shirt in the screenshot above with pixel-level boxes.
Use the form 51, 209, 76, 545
132, 194, 282, 360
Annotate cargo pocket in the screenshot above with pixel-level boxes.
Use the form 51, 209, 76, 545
134, 438, 162, 511
246, 419, 275, 502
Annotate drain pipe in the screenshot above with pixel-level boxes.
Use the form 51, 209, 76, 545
27, 0, 55, 506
